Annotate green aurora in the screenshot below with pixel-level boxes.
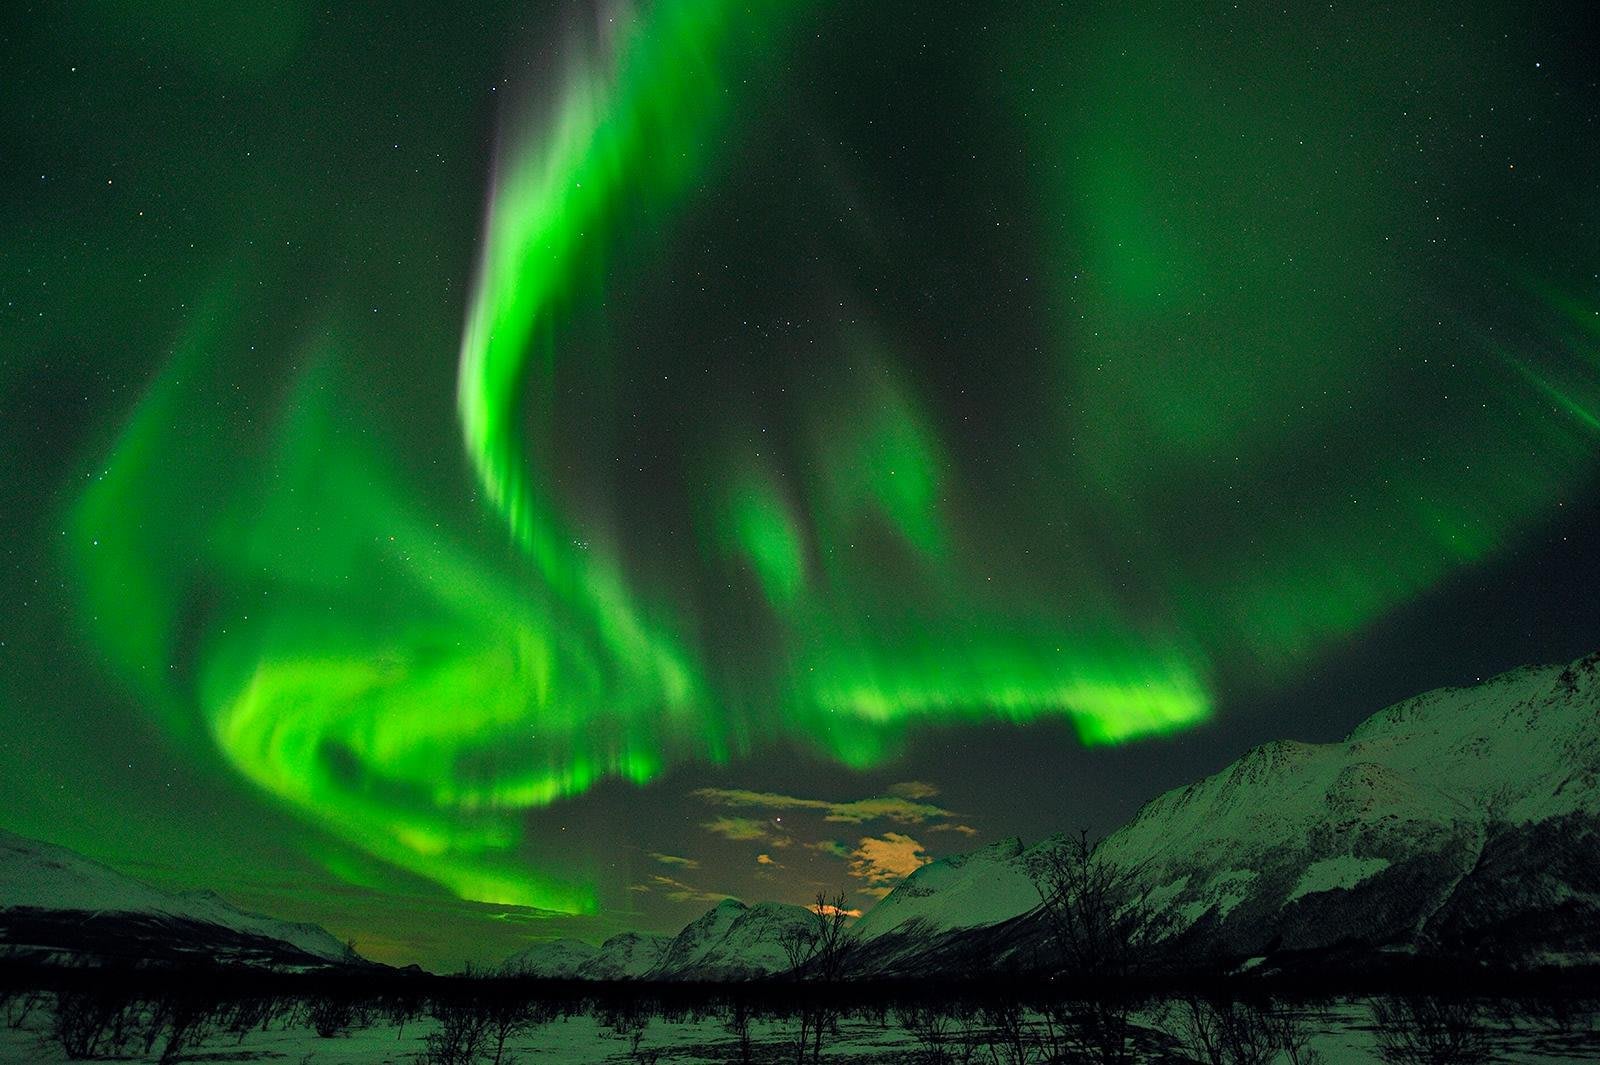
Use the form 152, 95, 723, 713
3, 0, 1598, 964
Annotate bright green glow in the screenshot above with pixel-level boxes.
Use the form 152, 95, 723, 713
1518, 368, 1600, 434
72, 323, 612, 911
800, 633, 1209, 749
456, 0, 772, 715
453, 0, 1213, 764
49, 0, 1600, 930
720, 470, 808, 607
812, 366, 949, 563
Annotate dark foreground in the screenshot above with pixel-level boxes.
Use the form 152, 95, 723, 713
2, 958, 1598, 1063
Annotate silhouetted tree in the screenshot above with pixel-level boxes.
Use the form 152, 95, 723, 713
1031, 830, 1175, 1064
1260, 1000, 1324, 1065
779, 890, 857, 1063
2, 985, 46, 1030
1033, 830, 1173, 985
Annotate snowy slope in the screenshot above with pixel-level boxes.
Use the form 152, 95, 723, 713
648, 898, 820, 980
504, 900, 817, 982
648, 897, 748, 978
0, 830, 355, 966
851, 838, 1038, 941
846, 650, 1600, 974
1090, 651, 1600, 959
501, 653, 1600, 982
577, 931, 673, 980
504, 937, 600, 978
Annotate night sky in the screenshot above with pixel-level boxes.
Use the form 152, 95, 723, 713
3, 0, 1598, 969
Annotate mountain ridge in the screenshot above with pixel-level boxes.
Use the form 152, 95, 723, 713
503, 650, 1600, 981
0, 829, 361, 969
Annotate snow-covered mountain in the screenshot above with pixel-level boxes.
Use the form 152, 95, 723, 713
648, 898, 818, 980
504, 937, 599, 978
0, 830, 358, 968
646, 897, 745, 977
506, 899, 818, 982
496, 651, 1600, 982
1099, 651, 1600, 964
579, 931, 673, 980
845, 836, 1053, 975
852, 650, 1600, 975
851, 838, 1037, 942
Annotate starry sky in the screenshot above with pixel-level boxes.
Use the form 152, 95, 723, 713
2, 0, 1598, 969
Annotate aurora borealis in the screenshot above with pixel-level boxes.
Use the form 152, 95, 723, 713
3, 1, 1598, 967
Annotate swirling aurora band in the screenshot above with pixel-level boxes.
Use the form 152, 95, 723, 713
60, 0, 1600, 916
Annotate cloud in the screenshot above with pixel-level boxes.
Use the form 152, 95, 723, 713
848, 833, 931, 896
693, 788, 959, 881
700, 816, 771, 842
811, 903, 863, 918
807, 839, 851, 859
648, 852, 700, 869
692, 787, 953, 825
644, 874, 734, 904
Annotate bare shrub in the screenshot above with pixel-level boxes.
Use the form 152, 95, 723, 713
142, 989, 220, 1065
1161, 995, 1327, 1065
724, 995, 757, 1065
485, 993, 555, 1065
598, 998, 661, 1064
307, 994, 361, 1038
896, 1000, 961, 1064
220, 993, 283, 1044
980, 1000, 1038, 1065
1370, 995, 1492, 1065
1166, 996, 1274, 1065
1261, 1001, 1325, 1065
1042, 996, 1160, 1065
3, 987, 46, 1030
420, 999, 492, 1065
49, 987, 140, 1060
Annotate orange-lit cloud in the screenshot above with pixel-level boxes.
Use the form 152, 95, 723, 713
810, 902, 863, 918
848, 833, 931, 896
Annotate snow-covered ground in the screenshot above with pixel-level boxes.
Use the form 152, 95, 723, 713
2, 998, 1595, 1063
